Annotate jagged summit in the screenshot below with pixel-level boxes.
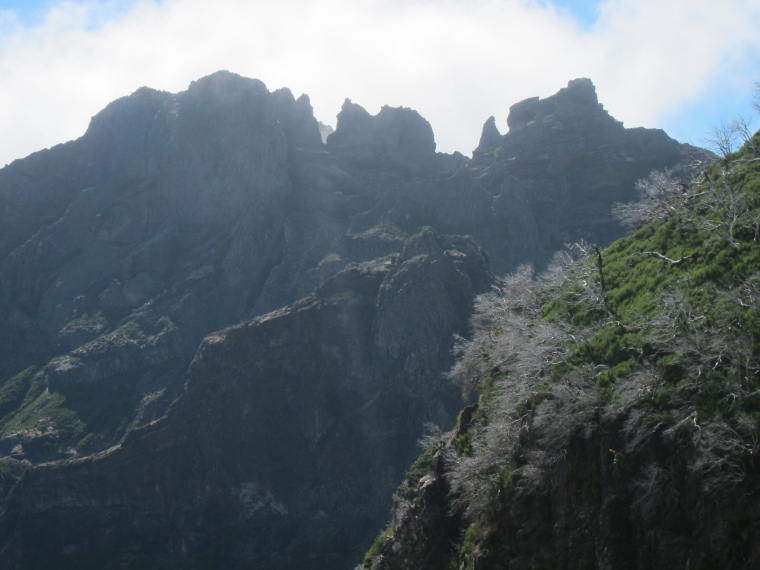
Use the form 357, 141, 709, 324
188, 68, 268, 92
476, 115, 502, 152
507, 76, 609, 130
473, 77, 622, 160
326, 98, 437, 171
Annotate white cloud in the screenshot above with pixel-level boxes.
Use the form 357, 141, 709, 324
0, 0, 758, 166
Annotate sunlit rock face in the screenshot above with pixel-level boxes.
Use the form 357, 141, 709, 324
0, 72, 708, 568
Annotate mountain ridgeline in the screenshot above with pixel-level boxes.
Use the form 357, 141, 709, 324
0, 71, 710, 568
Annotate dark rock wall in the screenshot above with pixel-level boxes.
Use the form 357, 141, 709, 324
0, 233, 490, 569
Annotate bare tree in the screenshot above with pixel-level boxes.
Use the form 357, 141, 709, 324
691, 421, 752, 494
448, 265, 541, 397
715, 275, 760, 390
704, 120, 740, 157
612, 169, 690, 230
731, 115, 760, 158
697, 159, 760, 247
701, 174, 748, 248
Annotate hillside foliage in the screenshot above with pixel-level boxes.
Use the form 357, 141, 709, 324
363, 131, 760, 569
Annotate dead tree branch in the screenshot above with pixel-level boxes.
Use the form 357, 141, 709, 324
636, 251, 694, 266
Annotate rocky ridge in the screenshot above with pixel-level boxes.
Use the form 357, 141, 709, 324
0, 71, 710, 568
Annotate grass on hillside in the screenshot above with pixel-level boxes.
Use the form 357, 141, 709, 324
362, 132, 760, 569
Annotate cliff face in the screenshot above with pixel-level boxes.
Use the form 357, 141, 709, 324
469, 78, 698, 270
326, 99, 437, 171
0, 231, 490, 569
0, 72, 710, 567
0, 73, 302, 376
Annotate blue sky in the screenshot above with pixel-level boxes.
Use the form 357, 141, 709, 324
0, 0, 758, 166
0, 0, 49, 22
0, 0, 153, 29
0, 0, 601, 26
544, 0, 600, 26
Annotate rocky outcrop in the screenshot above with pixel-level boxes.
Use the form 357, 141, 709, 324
475, 115, 502, 155
83, 73, 293, 225
46, 321, 181, 390
506, 77, 605, 131
0, 229, 491, 569
468, 78, 709, 268
326, 100, 437, 172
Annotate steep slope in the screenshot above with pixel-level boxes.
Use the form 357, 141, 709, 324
0, 229, 491, 569
363, 133, 760, 569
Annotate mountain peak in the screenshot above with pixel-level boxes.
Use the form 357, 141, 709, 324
326, 100, 436, 171
186, 69, 268, 95
507, 77, 613, 131
473, 115, 502, 156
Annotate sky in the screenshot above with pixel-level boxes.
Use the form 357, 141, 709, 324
0, 0, 759, 167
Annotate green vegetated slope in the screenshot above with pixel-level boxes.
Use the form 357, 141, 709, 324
0, 317, 180, 465
363, 134, 760, 569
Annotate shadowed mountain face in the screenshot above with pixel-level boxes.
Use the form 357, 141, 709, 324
0, 232, 490, 569
0, 71, 708, 568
